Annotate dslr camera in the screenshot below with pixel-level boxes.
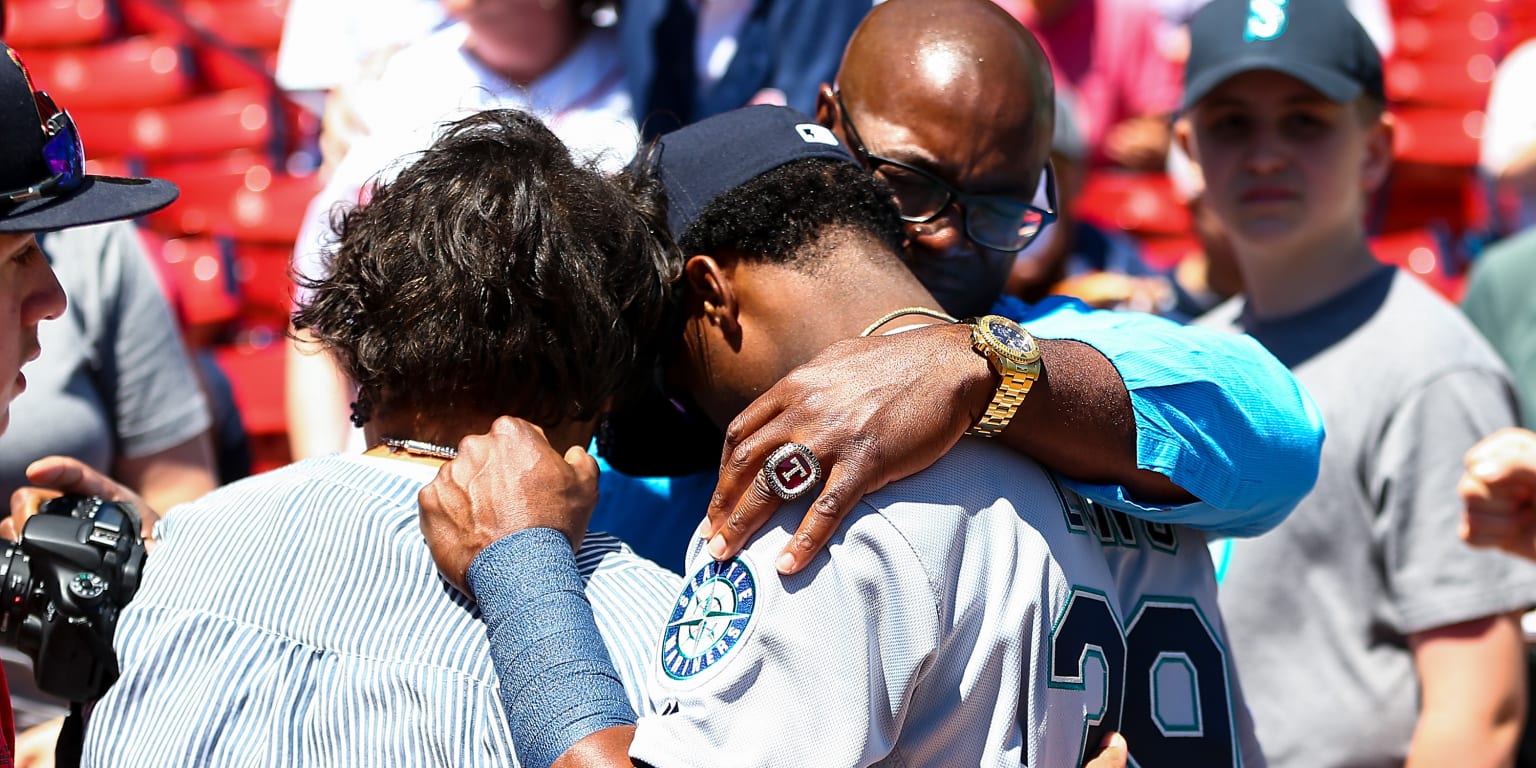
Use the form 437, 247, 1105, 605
0, 495, 145, 702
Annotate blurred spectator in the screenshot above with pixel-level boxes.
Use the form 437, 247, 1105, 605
620, 0, 872, 138
0, 223, 215, 517
287, 0, 638, 459
1463, 226, 1536, 427
275, 0, 448, 111
1481, 39, 1536, 233
1165, 134, 1245, 317
0, 223, 218, 743
1007, 92, 1181, 316
1181, 0, 1536, 765
1147, 0, 1393, 62
992, 0, 1180, 169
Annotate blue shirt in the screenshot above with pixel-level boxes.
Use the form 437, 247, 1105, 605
593, 297, 1324, 570
86, 454, 681, 767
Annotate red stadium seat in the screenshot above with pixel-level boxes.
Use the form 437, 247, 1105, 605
1075, 172, 1192, 238
232, 242, 294, 327
1386, 57, 1496, 110
1139, 235, 1199, 272
138, 232, 242, 339
1393, 15, 1501, 63
1375, 162, 1475, 234
4, 0, 118, 48
143, 154, 320, 242
1389, 0, 1500, 20
196, 44, 280, 91
1371, 228, 1465, 301
1392, 107, 1483, 167
14, 36, 194, 110
83, 156, 137, 178
69, 86, 281, 160
212, 339, 289, 473
176, 0, 287, 51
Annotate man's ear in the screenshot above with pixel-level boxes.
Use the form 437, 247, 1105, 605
1361, 112, 1395, 195
683, 254, 740, 336
815, 83, 838, 129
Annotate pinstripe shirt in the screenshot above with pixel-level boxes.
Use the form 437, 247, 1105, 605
83, 454, 681, 767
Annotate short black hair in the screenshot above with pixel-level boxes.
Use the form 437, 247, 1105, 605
293, 109, 675, 427
676, 158, 905, 267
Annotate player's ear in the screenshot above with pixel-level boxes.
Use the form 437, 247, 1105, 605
682, 254, 741, 336
1174, 115, 1197, 164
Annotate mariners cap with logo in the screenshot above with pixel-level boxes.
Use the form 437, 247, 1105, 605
654, 104, 857, 239
0, 44, 178, 232
1180, 0, 1384, 114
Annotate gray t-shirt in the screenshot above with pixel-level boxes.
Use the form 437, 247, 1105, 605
1200, 266, 1536, 768
0, 222, 211, 499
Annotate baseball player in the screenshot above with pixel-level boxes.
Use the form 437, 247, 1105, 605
419, 107, 1263, 768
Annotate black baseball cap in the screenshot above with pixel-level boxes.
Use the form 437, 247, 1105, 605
654, 105, 857, 239
0, 44, 178, 233
1181, 0, 1384, 113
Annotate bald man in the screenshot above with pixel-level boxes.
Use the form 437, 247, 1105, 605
816, 0, 1054, 317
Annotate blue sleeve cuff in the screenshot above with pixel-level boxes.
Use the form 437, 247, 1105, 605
994, 296, 1324, 536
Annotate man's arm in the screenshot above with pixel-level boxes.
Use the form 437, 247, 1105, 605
285, 326, 356, 459
1405, 613, 1527, 768
702, 299, 1323, 574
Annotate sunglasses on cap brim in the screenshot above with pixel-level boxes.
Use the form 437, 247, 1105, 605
0, 91, 86, 205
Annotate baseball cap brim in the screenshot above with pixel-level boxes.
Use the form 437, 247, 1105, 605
1180, 56, 1363, 114
0, 174, 179, 233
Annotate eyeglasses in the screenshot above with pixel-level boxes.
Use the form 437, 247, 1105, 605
835, 91, 1057, 253
0, 91, 86, 205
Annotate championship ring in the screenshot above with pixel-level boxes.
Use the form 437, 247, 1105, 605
762, 442, 822, 500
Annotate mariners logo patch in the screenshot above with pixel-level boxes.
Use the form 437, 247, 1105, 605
660, 557, 758, 680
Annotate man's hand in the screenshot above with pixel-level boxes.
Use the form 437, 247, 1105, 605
704, 322, 991, 575
1459, 427, 1536, 561
3, 456, 156, 542
13, 716, 62, 768
418, 416, 601, 595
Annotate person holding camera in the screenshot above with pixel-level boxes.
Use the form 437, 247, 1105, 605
0, 43, 181, 767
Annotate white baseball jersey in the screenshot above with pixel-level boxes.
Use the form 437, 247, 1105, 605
627, 439, 1263, 767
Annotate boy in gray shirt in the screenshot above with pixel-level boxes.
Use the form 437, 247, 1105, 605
1181, 0, 1536, 765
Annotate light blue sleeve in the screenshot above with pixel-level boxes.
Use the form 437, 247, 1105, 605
992, 295, 1324, 537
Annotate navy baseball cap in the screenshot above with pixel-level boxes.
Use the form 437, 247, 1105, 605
655, 105, 857, 239
0, 45, 178, 233
1181, 0, 1384, 113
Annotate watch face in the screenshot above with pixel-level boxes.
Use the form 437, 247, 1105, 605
982, 316, 1038, 362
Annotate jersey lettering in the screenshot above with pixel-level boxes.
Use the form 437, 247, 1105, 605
1046, 590, 1236, 766
1058, 487, 1181, 555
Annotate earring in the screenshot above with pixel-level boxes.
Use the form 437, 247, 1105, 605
349, 392, 373, 428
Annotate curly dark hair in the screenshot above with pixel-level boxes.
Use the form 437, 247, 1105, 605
676, 158, 906, 268
292, 109, 677, 428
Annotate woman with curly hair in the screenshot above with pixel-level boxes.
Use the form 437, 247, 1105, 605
84, 109, 683, 767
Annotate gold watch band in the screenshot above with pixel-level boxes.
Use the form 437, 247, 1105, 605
965, 366, 1040, 438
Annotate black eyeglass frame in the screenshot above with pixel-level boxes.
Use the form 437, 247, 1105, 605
835, 90, 1058, 253
0, 91, 86, 205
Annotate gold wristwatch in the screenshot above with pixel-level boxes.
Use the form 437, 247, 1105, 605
965, 315, 1042, 438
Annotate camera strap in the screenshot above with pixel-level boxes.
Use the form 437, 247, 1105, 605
54, 701, 85, 768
